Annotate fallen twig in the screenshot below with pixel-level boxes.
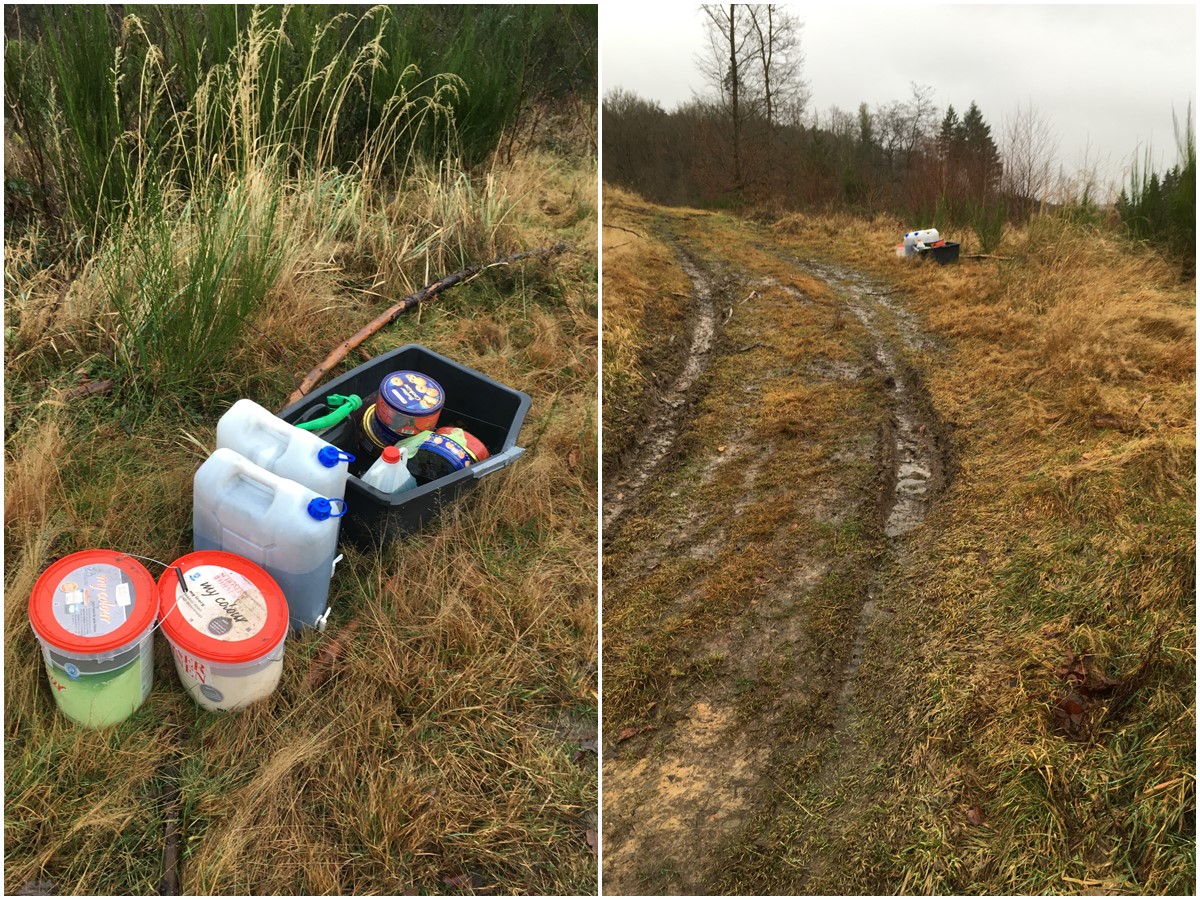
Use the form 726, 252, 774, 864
603, 223, 645, 239
733, 342, 770, 354
288, 243, 570, 404
157, 761, 182, 895
964, 253, 1015, 261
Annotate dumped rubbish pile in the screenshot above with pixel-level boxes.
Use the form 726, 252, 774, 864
894, 228, 960, 265
29, 344, 529, 726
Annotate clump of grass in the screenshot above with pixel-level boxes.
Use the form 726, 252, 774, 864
101, 171, 284, 398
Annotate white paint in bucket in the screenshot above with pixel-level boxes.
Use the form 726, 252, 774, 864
28, 550, 158, 728
158, 551, 289, 711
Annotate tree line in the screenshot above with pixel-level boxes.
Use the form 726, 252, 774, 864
604, 4, 1193, 269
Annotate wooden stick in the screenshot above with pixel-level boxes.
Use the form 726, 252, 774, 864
287, 243, 570, 404
157, 761, 183, 895
602, 223, 645, 239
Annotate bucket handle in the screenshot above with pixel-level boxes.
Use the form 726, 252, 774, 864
113, 553, 191, 638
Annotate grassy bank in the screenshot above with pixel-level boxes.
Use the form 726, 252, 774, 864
4, 10, 597, 895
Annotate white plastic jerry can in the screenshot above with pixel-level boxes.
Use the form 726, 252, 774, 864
215, 399, 355, 500
192, 448, 348, 631
903, 228, 940, 255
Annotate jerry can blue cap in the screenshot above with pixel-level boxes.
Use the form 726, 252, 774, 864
317, 447, 355, 468
307, 498, 348, 521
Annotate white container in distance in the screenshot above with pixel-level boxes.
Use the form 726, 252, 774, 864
216, 398, 355, 499
27, 550, 159, 728
360, 445, 417, 494
193, 448, 348, 631
158, 550, 289, 711
902, 228, 940, 256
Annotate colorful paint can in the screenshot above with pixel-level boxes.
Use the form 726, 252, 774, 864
410, 431, 473, 483
375, 370, 445, 435
434, 426, 490, 463
358, 403, 398, 452
28, 550, 158, 728
158, 551, 289, 712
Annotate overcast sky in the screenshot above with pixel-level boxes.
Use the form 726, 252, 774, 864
602, 2, 1196, 200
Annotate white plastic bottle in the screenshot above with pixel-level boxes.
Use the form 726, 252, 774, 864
216, 399, 355, 499
192, 448, 347, 631
361, 446, 417, 494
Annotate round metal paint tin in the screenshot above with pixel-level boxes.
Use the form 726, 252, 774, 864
375, 371, 444, 435
434, 427, 490, 463
411, 431, 472, 483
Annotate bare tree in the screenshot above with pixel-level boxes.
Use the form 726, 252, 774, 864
1001, 99, 1060, 217
698, 4, 754, 195
901, 82, 939, 169
744, 4, 810, 133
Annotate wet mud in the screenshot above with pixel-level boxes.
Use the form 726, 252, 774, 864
603, 248, 721, 537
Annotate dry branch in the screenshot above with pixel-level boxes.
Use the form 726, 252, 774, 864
602, 223, 645, 239
288, 243, 570, 404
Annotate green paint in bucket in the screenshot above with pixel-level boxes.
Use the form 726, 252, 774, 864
29, 550, 158, 728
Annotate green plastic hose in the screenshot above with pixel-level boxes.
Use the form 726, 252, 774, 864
295, 393, 362, 431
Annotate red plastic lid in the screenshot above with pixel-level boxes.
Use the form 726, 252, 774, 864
382, 446, 401, 463
29, 550, 159, 655
157, 551, 289, 664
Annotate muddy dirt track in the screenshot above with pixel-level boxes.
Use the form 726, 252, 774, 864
602, 220, 953, 895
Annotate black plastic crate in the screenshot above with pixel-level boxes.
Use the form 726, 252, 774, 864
277, 344, 531, 548
919, 241, 961, 265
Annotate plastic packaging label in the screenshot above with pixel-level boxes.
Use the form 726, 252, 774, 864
51, 563, 135, 638
175, 565, 269, 641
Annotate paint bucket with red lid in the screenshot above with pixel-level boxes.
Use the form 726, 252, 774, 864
28, 549, 159, 728
158, 551, 289, 711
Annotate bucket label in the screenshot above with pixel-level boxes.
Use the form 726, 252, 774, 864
175, 566, 269, 642
51, 563, 135, 638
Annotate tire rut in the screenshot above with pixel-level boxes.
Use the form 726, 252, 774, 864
602, 245, 721, 538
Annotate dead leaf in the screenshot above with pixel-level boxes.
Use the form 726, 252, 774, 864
567, 448, 580, 471
616, 725, 639, 743
443, 873, 472, 890
1053, 692, 1087, 735
586, 829, 598, 856
966, 806, 985, 826
717, 445, 727, 453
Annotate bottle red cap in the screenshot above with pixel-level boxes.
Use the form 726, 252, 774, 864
382, 446, 400, 463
